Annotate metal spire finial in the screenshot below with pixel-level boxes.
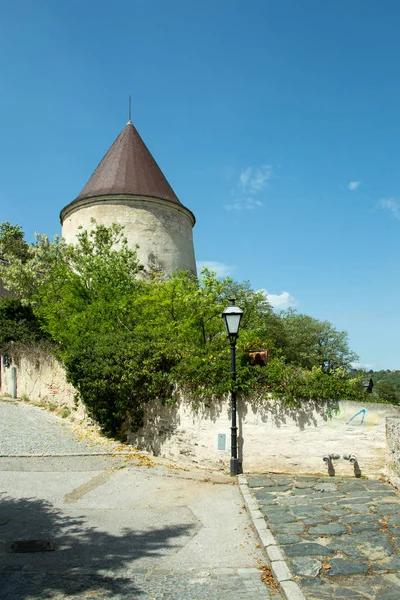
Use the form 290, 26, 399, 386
128, 95, 132, 124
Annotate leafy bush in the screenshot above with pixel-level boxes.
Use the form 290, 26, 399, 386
375, 380, 400, 404
0, 221, 365, 436
0, 297, 47, 353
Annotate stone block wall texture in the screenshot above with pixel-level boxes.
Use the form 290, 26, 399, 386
2, 347, 400, 477
386, 418, 400, 489
128, 396, 400, 477
61, 196, 197, 275
0, 349, 86, 420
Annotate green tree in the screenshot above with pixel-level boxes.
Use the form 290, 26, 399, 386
0, 222, 31, 262
0, 221, 364, 436
133, 270, 363, 404
0, 297, 47, 352
0, 221, 150, 435
375, 380, 400, 404
0, 222, 143, 330
280, 310, 358, 372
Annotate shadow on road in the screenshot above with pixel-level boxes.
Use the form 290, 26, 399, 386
0, 493, 194, 598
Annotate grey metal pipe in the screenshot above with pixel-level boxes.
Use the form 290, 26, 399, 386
11, 367, 17, 399
343, 454, 357, 463
323, 453, 340, 462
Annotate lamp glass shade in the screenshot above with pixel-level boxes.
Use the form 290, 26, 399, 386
222, 303, 243, 337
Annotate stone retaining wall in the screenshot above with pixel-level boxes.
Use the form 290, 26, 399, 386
128, 396, 400, 477
0, 347, 87, 421
2, 347, 400, 477
386, 418, 400, 489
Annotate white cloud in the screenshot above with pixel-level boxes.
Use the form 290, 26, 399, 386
225, 164, 273, 211
196, 261, 235, 277
379, 197, 400, 220
351, 362, 374, 371
260, 289, 296, 310
225, 197, 263, 211
239, 165, 273, 194
348, 181, 361, 191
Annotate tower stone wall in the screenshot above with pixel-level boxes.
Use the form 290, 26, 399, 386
60, 120, 196, 276
61, 195, 196, 274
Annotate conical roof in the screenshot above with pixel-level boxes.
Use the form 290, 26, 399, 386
75, 121, 181, 205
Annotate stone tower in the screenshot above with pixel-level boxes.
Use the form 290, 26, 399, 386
60, 120, 196, 275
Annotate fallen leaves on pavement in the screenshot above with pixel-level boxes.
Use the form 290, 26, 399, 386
260, 565, 278, 589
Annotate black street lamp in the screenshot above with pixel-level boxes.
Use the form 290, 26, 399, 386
222, 298, 243, 476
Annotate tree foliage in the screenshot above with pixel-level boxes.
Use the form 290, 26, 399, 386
0, 297, 47, 352
0, 222, 31, 262
280, 309, 358, 372
0, 221, 365, 436
375, 380, 399, 404
350, 368, 400, 405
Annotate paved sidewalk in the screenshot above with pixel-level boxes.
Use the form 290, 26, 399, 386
0, 568, 275, 600
0, 400, 282, 599
0, 399, 120, 455
245, 473, 400, 599
0, 460, 281, 600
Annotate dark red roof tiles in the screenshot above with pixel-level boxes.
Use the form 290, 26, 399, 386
75, 121, 181, 205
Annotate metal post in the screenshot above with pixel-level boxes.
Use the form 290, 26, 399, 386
230, 341, 238, 476
11, 367, 17, 399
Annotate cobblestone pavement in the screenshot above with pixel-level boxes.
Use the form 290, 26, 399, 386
246, 473, 400, 599
0, 399, 119, 455
0, 568, 280, 599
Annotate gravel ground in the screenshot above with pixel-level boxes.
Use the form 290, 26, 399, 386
0, 399, 117, 456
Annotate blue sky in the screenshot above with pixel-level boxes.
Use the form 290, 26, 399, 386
0, 0, 399, 370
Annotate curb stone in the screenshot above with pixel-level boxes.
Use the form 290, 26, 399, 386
238, 475, 306, 600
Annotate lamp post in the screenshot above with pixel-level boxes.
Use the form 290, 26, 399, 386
222, 298, 243, 476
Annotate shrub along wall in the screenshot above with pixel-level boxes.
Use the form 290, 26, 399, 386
2, 347, 400, 478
